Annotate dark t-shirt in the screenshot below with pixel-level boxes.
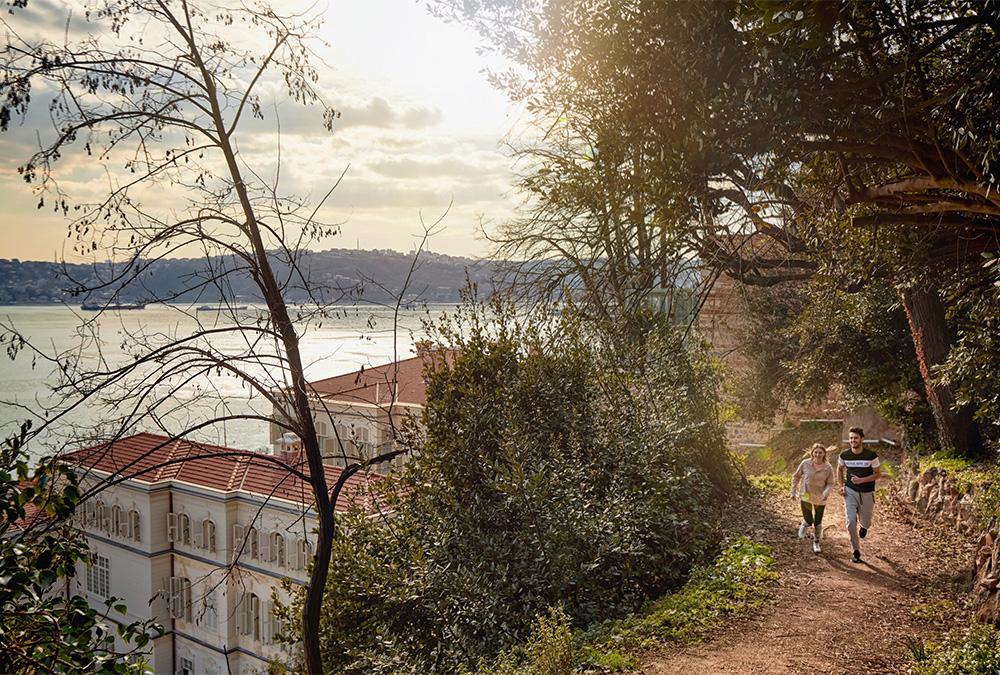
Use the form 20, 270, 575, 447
838, 448, 880, 493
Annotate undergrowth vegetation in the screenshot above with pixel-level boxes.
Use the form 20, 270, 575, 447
918, 452, 1000, 528
908, 622, 1000, 674
299, 302, 735, 673
473, 537, 778, 674
747, 473, 792, 495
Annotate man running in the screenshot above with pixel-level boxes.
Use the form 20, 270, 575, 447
837, 427, 880, 563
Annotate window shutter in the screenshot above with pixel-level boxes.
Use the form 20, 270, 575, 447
167, 513, 178, 542
183, 579, 192, 622
260, 531, 271, 563
270, 610, 282, 644
249, 528, 259, 560
261, 600, 272, 643
235, 596, 245, 635
168, 577, 180, 618
133, 512, 141, 542
158, 576, 169, 617
231, 524, 244, 562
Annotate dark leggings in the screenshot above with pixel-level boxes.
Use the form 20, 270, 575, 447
800, 501, 825, 527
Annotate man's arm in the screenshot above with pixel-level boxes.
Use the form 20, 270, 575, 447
850, 464, 881, 486
837, 463, 845, 494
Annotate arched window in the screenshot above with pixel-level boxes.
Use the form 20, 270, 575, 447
129, 509, 141, 542
95, 500, 109, 532
271, 532, 285, 567
295, 538, 313, 570
177, 513, 191, 546
202, 519, 216, 553
241, 592, 261, 640
169, 576, 192, 621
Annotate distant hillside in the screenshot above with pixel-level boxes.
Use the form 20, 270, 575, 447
0, 249, 499, 305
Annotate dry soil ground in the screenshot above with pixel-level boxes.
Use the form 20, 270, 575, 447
643, 481, 972, 674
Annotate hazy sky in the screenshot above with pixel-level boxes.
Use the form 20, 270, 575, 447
0, 1, 523, 262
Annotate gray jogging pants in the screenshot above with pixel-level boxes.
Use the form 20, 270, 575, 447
844, 487, 875, 552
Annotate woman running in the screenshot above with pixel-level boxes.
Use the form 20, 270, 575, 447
790, 443, 835, 553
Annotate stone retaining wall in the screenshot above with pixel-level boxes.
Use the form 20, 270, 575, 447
899, 466, 999, 625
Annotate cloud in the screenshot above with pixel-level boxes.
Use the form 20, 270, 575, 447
336, 97, 443, 130
320, 176, 506, 210
369, 157, 494, 180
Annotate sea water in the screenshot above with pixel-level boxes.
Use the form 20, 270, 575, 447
0, 302, 452, 459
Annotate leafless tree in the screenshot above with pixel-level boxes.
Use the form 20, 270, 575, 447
0, 1, 411, 671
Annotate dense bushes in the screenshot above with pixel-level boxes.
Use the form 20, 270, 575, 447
310, 303, 733, 672
471, 537, 778, 674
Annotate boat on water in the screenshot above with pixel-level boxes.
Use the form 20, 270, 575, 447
81, 301, 146, 311
196, 305, 249, 311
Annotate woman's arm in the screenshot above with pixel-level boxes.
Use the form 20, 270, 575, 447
790, 461, 804, 498
820, 465, 834, 501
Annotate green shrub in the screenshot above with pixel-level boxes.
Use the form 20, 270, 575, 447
747, 473, 791, 495
579, 537, 778, 669
909, 622, 1000, 674
311, 302, 733, 673
475, 607, 576, 675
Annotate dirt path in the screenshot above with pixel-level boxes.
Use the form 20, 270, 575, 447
643, 482, 970, 674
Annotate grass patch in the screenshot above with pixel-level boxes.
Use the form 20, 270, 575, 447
910, 599, 958, 626
908, 622, 1000, 674
747, 473, 791, 495
919, 452, 977, 475
473, 538, 778, 674
578, 537, 778, 671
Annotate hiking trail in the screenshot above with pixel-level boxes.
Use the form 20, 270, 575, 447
643, 477, 971, 674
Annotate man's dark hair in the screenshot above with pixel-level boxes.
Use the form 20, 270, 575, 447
848, 426, 865, 438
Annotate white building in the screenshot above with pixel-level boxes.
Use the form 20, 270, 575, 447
64, 432, 375, 674
270, 350, 443, 473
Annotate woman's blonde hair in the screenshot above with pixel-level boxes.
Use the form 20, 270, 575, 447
805, 443, 827, 460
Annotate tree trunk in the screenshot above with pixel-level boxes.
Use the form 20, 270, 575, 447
898, 283, 984, 458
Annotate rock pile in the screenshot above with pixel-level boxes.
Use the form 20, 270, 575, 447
900, 466, 999, 625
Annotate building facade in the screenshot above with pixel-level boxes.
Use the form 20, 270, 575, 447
270, 351, 441, 473
65, 433, 372, 674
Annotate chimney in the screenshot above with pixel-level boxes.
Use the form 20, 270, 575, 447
278, 432, 303, 464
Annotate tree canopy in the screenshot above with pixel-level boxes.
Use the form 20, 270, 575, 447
448, 0, 1000, 457
298, 301, 732, 673
0, 424, 157, 672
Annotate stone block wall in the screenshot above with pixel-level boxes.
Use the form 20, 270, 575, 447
898, 466, 999, 625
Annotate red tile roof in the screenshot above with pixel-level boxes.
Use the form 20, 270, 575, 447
305, 351, 451, 407
8, 485, 50, 532
62, 433, 375, 511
